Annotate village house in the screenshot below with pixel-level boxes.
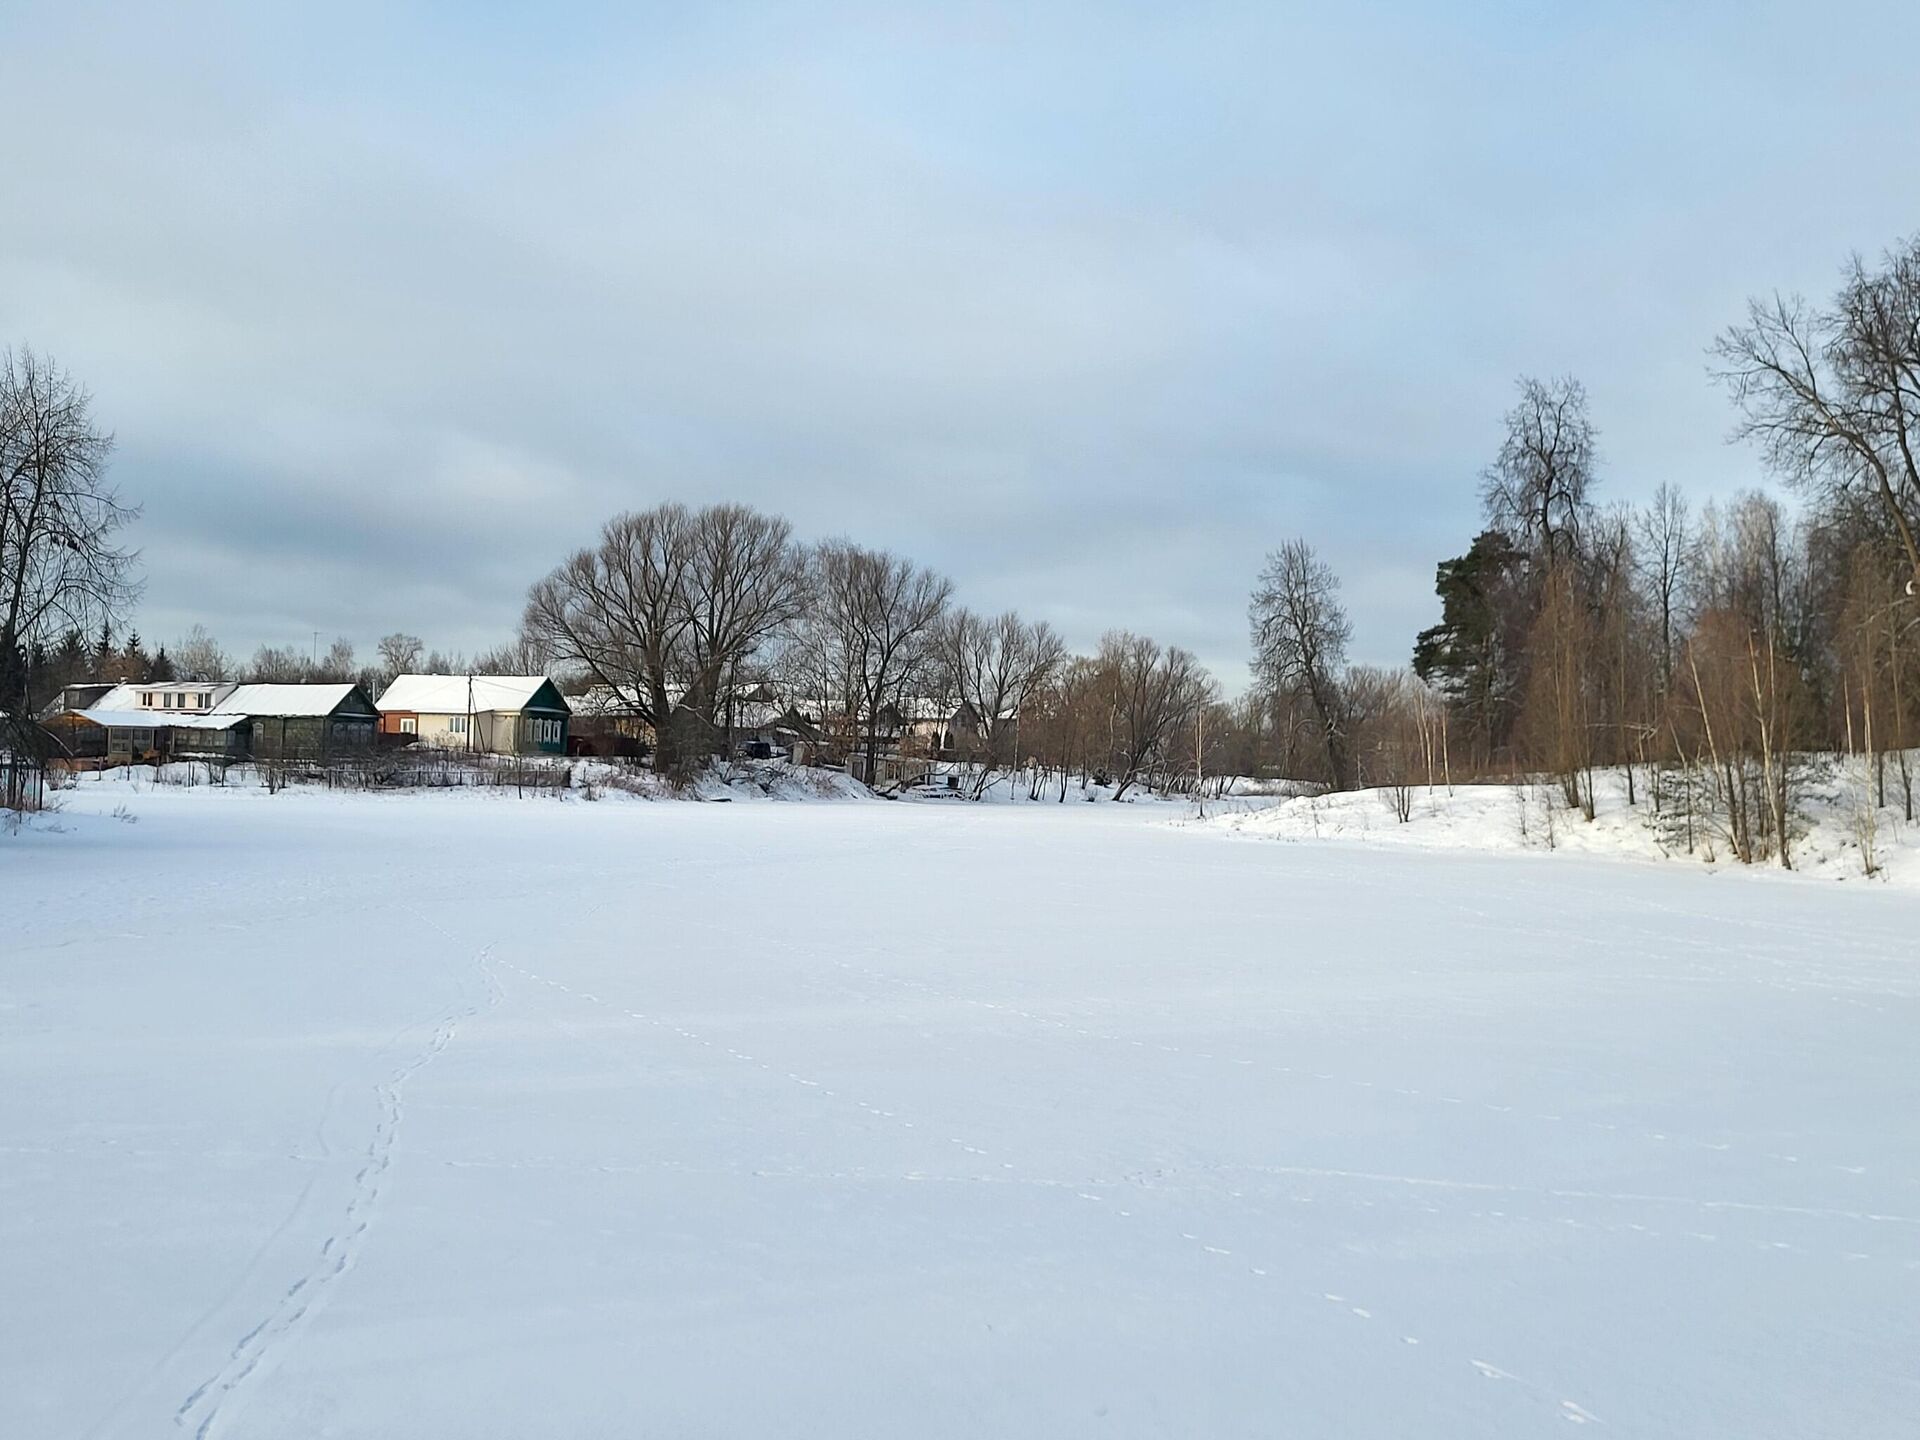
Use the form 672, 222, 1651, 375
873, 698, 988, 759
40, 685, 245, 764
220, 684, 380, 760
374, 674, 571, 756
728, 698, 823, 760
563, 684, 651, 757
39, 681, 376, 764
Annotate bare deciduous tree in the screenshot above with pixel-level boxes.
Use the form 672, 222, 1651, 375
248, 645, 310, 683
936, 607, 1064, 796
523, 503, 804, 774
1250, 538, 1354, 789
1481, 375, 1598, 570
1098, 631, 1211, 799
1715, 239, 1920, 590
315, 637, 356, 682
376, 632, 425, 684
0, 348, 138, 745
172, 624, 232, 683
789, 542, 952, 787
1635, 482, 1690, 696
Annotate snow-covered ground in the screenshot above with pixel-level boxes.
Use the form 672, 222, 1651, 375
1204, 765, 1920, 889
4, 779, 1917, 1438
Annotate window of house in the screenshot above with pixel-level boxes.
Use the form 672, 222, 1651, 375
400, 717, 417, 734
450, 715, 467, 735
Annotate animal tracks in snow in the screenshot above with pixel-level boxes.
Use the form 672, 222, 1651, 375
172, 942, 497, 1440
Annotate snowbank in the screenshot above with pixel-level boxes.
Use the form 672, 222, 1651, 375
1200, 763, 1920, 888
12, 756, 879, 818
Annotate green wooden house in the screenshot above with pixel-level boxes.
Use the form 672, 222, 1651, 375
224, 684, 379, 761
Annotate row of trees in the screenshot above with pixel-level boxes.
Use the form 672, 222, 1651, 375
503, 231, 1920, 820
518, 502, 1227, 793
8, 231, 1916, 837
1218, 233, 1919, 871
1357, 235, 1920, 866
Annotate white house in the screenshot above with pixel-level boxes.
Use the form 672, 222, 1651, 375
95, 681, 238, 716
374, 675, 571, 756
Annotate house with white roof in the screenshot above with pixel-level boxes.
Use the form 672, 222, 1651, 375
374, 675, 571, 756
224, 684, 380, 760
41, 681, 377, 763
42, 684, 248, 763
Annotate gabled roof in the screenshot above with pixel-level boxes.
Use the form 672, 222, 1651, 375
42, 682, 116, 714
375, 674, 570, 715
90, 683, 141, 711
219, 683, 367, 718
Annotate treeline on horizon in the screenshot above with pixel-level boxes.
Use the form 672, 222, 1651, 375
6, 234, 1920, 855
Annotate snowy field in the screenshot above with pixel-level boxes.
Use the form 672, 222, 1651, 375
4, 778, 1918, 1439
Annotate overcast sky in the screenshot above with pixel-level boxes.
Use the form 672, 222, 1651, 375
6, 2, 1920, 685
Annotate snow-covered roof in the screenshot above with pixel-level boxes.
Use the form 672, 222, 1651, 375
893, 696, 959, 722
82, 681, 239, 713
376, 674, 567, 715
219, 684, 364, 718
568, 683, 648, 717
90, 683, 140, 711
67, 707, 243, 730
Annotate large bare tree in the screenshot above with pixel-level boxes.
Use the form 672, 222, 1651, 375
0, 348, 138, 744
523, 503, 803, 773
1481, 375, 1598, 570
376, 632, 425, 686
1715, 237, 1920, 591
1250, 538, 1354, 788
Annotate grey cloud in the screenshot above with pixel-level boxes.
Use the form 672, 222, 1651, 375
6, 2, 1920, 684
